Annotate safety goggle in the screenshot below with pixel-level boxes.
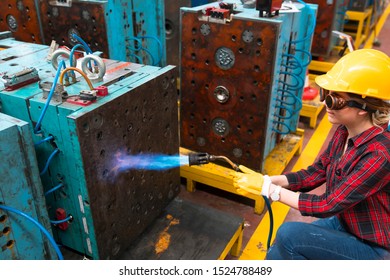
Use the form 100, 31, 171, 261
319, 88, 329, 102
324, 92, 375, 112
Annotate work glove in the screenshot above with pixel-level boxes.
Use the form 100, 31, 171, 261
232, 165, 271, 197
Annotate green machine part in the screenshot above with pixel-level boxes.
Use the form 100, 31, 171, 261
0, 113, 57, 260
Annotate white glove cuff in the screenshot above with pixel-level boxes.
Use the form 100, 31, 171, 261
261, 175, 271, 198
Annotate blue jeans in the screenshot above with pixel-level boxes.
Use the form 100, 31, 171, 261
266, 216, 390, 260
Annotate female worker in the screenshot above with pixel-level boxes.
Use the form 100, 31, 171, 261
233, 49, 390, 260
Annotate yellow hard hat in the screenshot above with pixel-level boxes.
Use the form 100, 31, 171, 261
315, 49, 390, 100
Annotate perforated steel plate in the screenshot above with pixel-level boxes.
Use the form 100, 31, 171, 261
70, 67, 180, 259
305, 0, 349, 57
165, 0, 191, 66
39, 0, 110, 57
0, 0, 43, 44
180, 10, 281, 170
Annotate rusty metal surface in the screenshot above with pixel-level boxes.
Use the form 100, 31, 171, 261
39, 0, 110, 57
165, 0, 192, 66
180, 11, 280, 170
307, 0, 335, 57
306, 0, 350, 57
0, 0, 44, 44
71, 67, 180, 259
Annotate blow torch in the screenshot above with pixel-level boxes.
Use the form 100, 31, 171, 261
187, 152, 239, 171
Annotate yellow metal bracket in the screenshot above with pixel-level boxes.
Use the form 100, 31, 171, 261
308, 59, 335, 73
180, 153, 266, 214
300, 100, 324, 128
263, 129, 304, 176
344, 7, 373, 49
218, 222, 244, 259
364, 2, 390, 49
300, 74, 325, 128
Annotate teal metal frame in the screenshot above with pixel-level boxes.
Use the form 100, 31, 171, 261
104, 0, 167, 66
0, 113, 56, 260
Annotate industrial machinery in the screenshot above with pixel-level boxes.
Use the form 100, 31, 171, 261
165, 0, 216, 66
305, 0, 350, 57
0, 113, 57, 260
0, 0, 166, 66
179, 0, 317, 171
0, 0, 44, 44
256, 0, 283, 17
0, 37, 180, 259
165, 0, 192, 66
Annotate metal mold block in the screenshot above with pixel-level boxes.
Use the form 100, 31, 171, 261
70, 67, 180, 259
0, 38, 49, 64
39, 0, 110, 57
1, 37, 180, 259
25, 62, 180, 259
180, 6, 283, 170
39, 0, 167, 66
278, 3, 318, 132
305, 0, 349, 57
165, 0, 192, 66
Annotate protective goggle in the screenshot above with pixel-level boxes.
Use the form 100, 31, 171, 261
320, 89, 375, 112
319, 88, 329, 102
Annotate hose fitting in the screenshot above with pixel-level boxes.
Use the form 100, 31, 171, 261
188, 152, 239, 171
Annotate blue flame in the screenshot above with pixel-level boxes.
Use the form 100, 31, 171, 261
113, 153, 189, 172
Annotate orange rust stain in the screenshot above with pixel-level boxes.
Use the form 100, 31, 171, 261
105, 61, 132, 74
155, 214, 180, 255
155, 232, 171, 255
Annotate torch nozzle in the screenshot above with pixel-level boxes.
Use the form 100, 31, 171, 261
188, 152, 239, 171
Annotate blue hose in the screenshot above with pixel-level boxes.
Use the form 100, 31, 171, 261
0, 205, 64, 260
71, 34, 93, 54
50, 215, 72, 225
44, 182, 64, 196
34, 60, 65, 134
127, 35, 163, 66
137, 35, 163, 66
39, 148, 60, 176
34, 135, 54, 147
69, 43, 92, 67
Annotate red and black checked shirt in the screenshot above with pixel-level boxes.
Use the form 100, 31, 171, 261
285, 124, 390, 249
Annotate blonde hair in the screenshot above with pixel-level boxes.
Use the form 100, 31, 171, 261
349, 93, 390, 127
